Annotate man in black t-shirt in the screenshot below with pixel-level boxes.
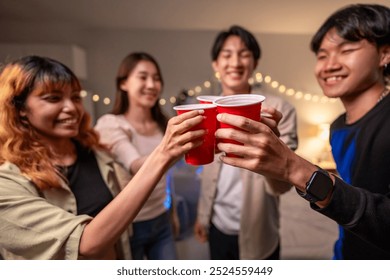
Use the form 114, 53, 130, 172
210, 3, 390, 259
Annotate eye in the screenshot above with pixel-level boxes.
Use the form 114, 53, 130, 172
240, 51, 252, 58
72, 94, 82, 102
219, 51, 231, 59
341, 48, 355, 54
153, 75, 161, 82
42, 94, 61, 102
316, 52, 327, 60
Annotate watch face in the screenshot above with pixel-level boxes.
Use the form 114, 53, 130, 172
306, 171, 333, 201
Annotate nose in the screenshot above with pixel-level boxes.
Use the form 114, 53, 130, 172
62, 98, 77, 112
323, 54, 342, 72
229, 53, 242, 67
146, 77, 157, 89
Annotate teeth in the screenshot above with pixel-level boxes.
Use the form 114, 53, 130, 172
59, 119, 77, 124
229, 72, 242, 78
325, 76, 342, 82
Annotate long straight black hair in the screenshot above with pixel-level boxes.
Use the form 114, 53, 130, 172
111, 52, 168, 133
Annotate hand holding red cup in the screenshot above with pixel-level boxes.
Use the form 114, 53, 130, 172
173, 103, 217, 165
214, 94, 266, 157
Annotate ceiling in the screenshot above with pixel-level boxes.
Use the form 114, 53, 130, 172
0, 0, 388, 35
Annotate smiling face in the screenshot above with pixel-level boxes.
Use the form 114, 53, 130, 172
212, 35, 257, 95
120, 60, 162, 109
21, 83, 84, 143
314, 28, 385, 100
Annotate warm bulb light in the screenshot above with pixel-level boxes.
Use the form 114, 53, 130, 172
159, 98, 166, 105
80, 90, 88, 98
278, 85, 286, 93
103, 97, 110, 105
92, 94, 100, 102
271, 81, 279, 88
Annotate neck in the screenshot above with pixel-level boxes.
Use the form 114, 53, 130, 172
124, 106, 158, 135
44, 139, 77, 166
344, 86, 388, 124
125, 105, 153, 124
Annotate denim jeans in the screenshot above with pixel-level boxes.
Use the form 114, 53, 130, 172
130, 211, 177, 260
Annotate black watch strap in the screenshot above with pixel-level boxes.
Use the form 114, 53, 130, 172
296, 167, 333, 203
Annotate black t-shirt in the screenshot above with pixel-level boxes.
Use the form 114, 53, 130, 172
329, 95, 390, 259
61, 143, 113, 217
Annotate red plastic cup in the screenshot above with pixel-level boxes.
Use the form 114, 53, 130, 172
173, 103, 217, 165
196, 95, 221, 104
214, 94, 266, 157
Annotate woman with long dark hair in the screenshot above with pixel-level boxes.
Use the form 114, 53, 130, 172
95, 52, 177, 259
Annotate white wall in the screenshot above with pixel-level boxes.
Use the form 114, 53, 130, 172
0, 22, 344, 161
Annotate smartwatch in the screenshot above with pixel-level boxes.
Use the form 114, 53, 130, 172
296, 167, 333, 203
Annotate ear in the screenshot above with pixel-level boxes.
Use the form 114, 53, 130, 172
211, 61, 219, 73
380, 45, 390, 66
19, 108, 29, 125
19, 108, 27, 118
119, 79, 128, 92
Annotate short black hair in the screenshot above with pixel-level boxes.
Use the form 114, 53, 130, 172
311, 4, 390, 77
211, 25, 261, 61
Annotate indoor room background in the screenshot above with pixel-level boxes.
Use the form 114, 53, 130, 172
3, 0, 379, 164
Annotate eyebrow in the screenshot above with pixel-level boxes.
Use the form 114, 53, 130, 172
220, 48, 250, 53
317, 40, 361, 53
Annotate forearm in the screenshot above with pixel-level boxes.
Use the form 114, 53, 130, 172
313, 177, 390, 252
129, 155, 148, 175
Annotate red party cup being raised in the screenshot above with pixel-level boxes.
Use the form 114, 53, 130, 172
173, 103, 217, 165
214, 94, 266, 156
196, 95, 221, 104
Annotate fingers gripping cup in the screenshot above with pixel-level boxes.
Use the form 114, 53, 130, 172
214, 94, 265, 156
196, 95, 221, 104
173, 104, 217, 165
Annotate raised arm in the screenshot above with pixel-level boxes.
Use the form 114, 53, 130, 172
79, 110, 206, 258
215, 112, 390, 252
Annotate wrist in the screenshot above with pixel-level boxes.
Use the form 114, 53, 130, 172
296, 166, 334, 204
287, 157, 317, 190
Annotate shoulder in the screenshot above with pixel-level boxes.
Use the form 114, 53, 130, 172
0, 162, 26, 181
0, 162, 38, 195
95, 114, 136, 137
330, 114, 346, 131
96, 114, 120, 126
95, 114, 128, 129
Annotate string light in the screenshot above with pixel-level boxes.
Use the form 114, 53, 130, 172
92, 94, 100, 102
103, 97, 111, 105
80, 90, 88, 98
80, 71, 335, 107
170, 72, 333, 107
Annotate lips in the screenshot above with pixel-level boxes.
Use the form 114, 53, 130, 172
142, 92, 158, 97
